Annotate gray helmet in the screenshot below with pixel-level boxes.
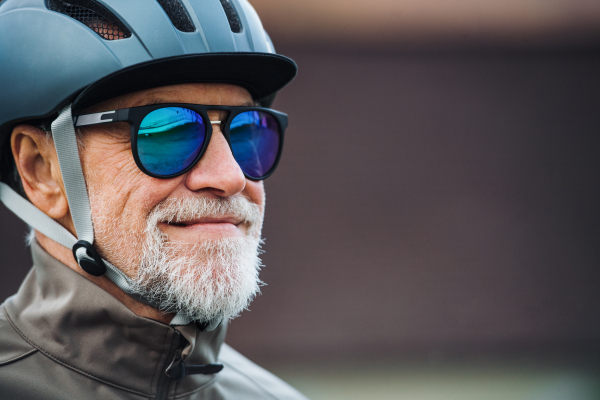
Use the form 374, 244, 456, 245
0, 0, 297, 327
0, 0, 296, 132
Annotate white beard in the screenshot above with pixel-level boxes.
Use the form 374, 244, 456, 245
91, 194, 265, 324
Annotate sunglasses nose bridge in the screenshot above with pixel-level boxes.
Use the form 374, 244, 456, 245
204, 114, 231, 154
207, 109, 230, 125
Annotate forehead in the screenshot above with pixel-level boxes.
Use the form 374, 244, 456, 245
82, 83, 254, 113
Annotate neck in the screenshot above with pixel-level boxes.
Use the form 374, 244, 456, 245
35, 230, 175, 325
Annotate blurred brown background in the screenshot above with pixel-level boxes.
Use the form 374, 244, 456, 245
1, 0, 600, 398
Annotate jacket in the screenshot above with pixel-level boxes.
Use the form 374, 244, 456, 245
0, 240, 307, 399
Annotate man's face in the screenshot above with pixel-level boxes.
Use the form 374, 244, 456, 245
78, 83, 265, 323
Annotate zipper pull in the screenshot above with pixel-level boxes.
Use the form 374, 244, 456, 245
183, 364, 224, 375
165, 349, 224, 381
165, 349, 184, 381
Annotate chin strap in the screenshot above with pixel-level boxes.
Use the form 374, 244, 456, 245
0, 105, 195, 327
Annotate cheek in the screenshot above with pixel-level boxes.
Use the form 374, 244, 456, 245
80, 138, 181, 222
79, 132, 134, 185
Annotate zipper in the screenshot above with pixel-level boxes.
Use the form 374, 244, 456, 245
154, 331, 181, 400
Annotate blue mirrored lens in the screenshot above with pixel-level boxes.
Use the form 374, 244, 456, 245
137, 107, 206, 176
230, 111, 280, 178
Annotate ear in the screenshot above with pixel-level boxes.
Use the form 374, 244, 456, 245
11, 125, 73, 230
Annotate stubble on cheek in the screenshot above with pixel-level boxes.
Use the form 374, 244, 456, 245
84, 161, 153, 279
88, 190, 146, 277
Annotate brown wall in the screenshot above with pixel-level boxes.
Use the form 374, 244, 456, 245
2, 47, 600, 364
228, 47, 600, 362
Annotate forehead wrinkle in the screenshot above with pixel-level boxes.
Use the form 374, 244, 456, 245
83, 87, 257, 114
131, 98, 256, 107
128, 88, 256, 108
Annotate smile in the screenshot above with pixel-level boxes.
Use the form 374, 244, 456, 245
164, 217, 242, 227
158, 217, 245, 237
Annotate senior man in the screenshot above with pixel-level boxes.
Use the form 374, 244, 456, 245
0, 0, 304, 399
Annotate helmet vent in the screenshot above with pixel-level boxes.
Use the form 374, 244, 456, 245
219, 0, 242, 33
156, 0, 195, 33
47, 0, 132, 40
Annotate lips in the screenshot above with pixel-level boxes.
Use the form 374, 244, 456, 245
163, 216, 242, 228
159, 216, 245, 238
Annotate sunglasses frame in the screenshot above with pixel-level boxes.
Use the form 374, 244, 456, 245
75, 103, 288, 180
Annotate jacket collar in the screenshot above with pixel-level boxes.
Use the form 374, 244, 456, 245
3, 240, 227, 396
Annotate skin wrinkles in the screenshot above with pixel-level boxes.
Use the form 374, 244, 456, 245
11, 83, 265, 323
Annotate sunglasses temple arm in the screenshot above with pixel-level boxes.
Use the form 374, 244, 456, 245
74, 108, 131, 127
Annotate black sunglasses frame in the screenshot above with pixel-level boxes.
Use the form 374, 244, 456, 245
75, 103, 288, 180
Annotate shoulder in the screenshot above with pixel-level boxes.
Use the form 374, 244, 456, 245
0, 304, 37, 367
217, 343, 309, 400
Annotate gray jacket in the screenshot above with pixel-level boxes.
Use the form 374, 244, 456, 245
0, 241, 307, 399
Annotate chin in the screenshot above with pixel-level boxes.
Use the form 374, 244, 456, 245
132, 235, 264, 322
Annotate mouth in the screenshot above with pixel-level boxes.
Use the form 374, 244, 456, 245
164, 217, 242, 228
158, 216, 246, 238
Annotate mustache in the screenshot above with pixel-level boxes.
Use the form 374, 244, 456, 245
146, 195, 263, 229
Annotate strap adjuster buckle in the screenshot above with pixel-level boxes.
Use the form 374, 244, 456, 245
72, 240, 107, 276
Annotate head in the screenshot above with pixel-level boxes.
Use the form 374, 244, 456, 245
0, 0, 296, 324
11, 82, 267, 323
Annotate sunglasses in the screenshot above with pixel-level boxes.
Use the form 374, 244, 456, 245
74, 103, 287, 180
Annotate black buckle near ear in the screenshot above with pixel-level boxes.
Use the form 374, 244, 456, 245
72, 240, 107, 277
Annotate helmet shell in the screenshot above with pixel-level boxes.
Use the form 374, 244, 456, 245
0, 0, 296, 132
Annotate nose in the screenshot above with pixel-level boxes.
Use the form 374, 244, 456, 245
184, 121, 246, 197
